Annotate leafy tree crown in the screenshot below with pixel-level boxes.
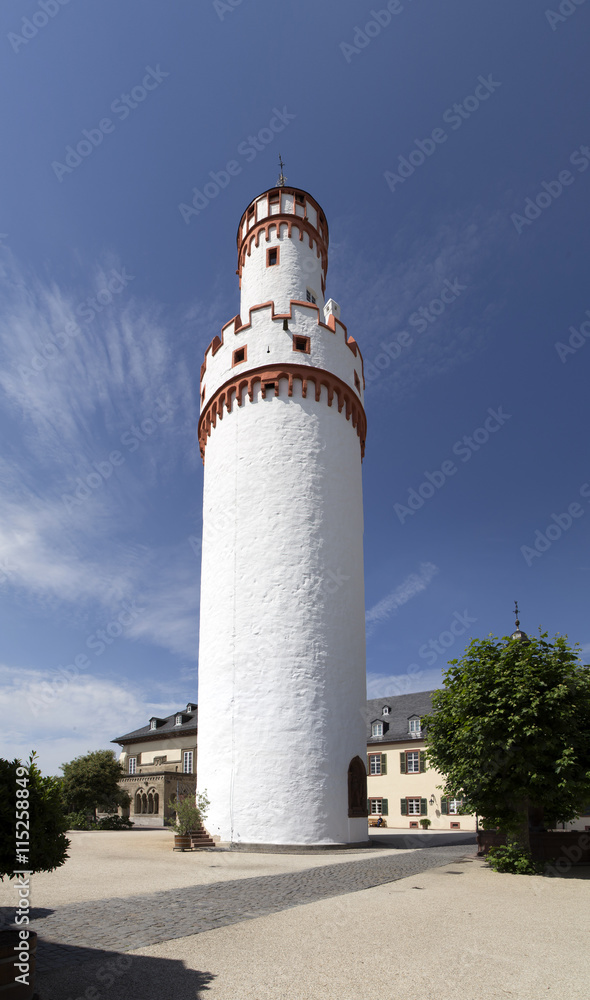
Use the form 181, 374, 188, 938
423, 632, 590, 834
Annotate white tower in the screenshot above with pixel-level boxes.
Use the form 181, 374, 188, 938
196, 181, 368, 848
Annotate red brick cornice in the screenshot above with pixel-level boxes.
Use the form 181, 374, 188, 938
198, 363, 367, 463
238, 217, 328, 279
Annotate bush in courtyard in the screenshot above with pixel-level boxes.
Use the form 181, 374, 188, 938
168, 791, 210, 835
0, 752, 70, 879
486, 842, 544, 875
96, 815, 134, 830
65, 810, 95, 830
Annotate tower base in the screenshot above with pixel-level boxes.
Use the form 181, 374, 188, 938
221, 840, 372, 854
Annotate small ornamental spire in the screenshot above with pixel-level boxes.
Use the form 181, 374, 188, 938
277, 154, 286, 188
511, 601, 530, 643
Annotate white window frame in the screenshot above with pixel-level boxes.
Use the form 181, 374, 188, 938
382, 706, 389, 715
449, 798, 463, 815
370, 799, 383, 815
150, 720, 157, 730
369, 754, 382, 776
175, 715, 183, 726
372, 722, 383, 737
128, 757, 136, 775
409, 718, 421, 734
406, 751, 420, 773
407, 797, 421, 816
183, 750, 193, 774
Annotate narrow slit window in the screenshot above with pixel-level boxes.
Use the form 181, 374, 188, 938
267, 247, 279, 267
354, 371, 361, 392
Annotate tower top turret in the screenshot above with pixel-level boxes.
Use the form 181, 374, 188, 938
236, 186, 329, 262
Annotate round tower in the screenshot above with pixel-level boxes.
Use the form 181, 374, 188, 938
196, 182, 368, 848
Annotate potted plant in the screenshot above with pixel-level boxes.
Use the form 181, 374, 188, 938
168, 792, 209, 851
419, 818, 431, 829
0, 753, 70, 999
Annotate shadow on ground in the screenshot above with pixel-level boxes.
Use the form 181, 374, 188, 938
36, 942, 215, 1000
369, 832, 477, 850
0, 907, 54, 931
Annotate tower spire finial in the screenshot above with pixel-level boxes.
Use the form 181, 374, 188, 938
277, 154, 286, 188
511, 600, 530, 643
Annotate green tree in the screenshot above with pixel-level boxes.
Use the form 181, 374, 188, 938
0, 752, 70, 880
423, 632, 590, 851
167, 791, 210, 835
60, 749, 129, 821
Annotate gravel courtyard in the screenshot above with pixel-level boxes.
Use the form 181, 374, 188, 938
1, 830, 587, 1000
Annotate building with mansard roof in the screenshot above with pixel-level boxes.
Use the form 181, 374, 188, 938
112, 703, 197, 827
366, 691, 477, 831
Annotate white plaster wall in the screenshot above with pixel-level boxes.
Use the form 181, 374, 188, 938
240, 226, 325, 320
201, 305, 363, 412
197, 380, 367, 845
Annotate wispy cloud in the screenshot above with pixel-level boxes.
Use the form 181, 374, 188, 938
366, 666, 444, 699
0, 664, 189, 776
0, 250, 207, 657
365, 562, 439, 638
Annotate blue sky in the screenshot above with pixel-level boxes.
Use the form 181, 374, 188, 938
1, 0, 588, 775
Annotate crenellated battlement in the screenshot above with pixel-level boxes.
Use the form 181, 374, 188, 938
199, 299, 365, 419
237, 187, 329, 319
237, 186, 329, 258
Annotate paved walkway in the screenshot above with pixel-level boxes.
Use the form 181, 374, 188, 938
25, 844, 470, 972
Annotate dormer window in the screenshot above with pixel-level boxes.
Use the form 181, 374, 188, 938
382, 706, 390, 716
372, 722, 383, 737
175, 715, 183, 726
150, 719, 157, 730
409, 718, 421, 735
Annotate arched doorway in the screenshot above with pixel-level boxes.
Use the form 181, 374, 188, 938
347, 756, 368, 818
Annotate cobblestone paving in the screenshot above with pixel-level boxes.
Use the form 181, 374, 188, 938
24, 845, 472, 971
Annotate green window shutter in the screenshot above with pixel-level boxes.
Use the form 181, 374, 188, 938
400, 798, 407, 815
381, 754, 387, 775
421, 798, 428, 816
367, 799, 370, 814
441, 798, 448, 815
420, 751, 426, 772
381, 799, 388, 816
400, 752, 406, 774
